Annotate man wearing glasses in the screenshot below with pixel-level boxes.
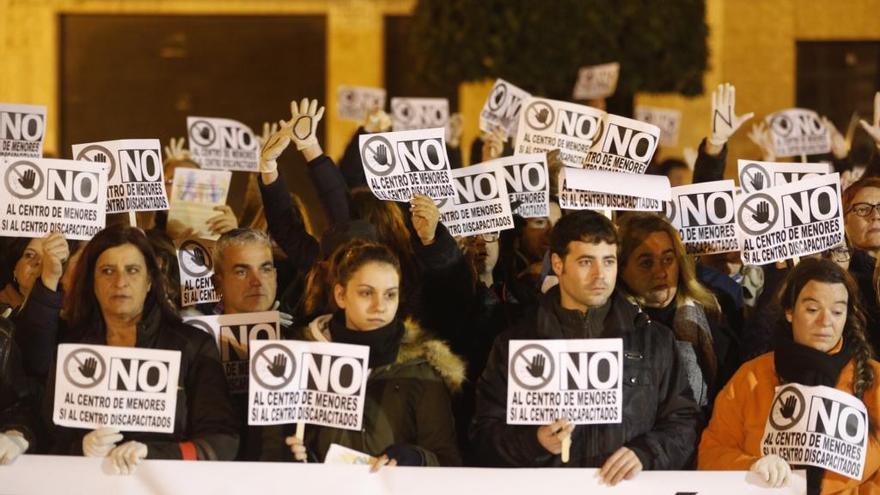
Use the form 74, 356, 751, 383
842, 177, 880, 350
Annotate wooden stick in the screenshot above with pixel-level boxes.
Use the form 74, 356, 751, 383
295, 422, 305, 442
128, 211, 137, 227
801, 154, 807, 163
561, 435, 571, 463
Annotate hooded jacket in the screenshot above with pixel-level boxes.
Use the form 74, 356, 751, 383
261, 315, 465, 466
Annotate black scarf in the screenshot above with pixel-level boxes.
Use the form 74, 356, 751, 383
328, 311, 404, 368
774, 329, 853, 495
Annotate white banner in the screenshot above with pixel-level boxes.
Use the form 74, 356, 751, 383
485, 154, 549, 218
2, 455, 808, 495
765, 108, 832, 157
736, 173, 844, 265
166, 168, 232, 241
53, 344, 181, 434
762, 384, 867, 480
572, 62, 620, 100
438, 161, 515, 237
0, 102, 46, 158
184, 311, 280, 395
665, 180, 740, 255
479, 78, 531, 137
507, 339, 622, 425
390, 97, 449, 132
738, 159, 831, 194
248, 340, 369, 430
559, 168, 670, 211
72, 139, 169, 214
583, 114, 661, 174
187, 116, 259, 171
338, 86, 387, 121
358, 127, 455, 202
634, 106, 682, 148
0, 157, 108, 240
515, 97, 604, 169
174, 238, 220, 307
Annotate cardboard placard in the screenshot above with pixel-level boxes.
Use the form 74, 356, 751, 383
166, 168, 232, 241
559, 168, 670, 211
665, 180, 740, 255
583, 113, 661, 174
483, 153, 549, 218
53, 344, 181, 433
514, 97, 605, 169
762, 384, 867, 480
634, 106, 682, 148
736, 173, 844, 265
358, 127, 455, 202
0, 102, 46, 158
324, 443, 374, 465
438, 161, 515, 237
174, 238, 220, 307
248, 340, 369, 430
738, 159, 831, 194
337, 86, 387, 121
187, 116, 259, 171
184, 311, 280, 395
572, 62, 620, 100
507, 339, 622, 425
390, 97, 449, 131
72, 139, 168, 214
0, 158, 108, 240
765, 108, 832, 157
479, 78, 531, 137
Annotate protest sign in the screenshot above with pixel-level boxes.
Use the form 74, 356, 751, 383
248, 340, 369, 430
665, 180, 739, 255
583, 113, 661, 174
184, 311, 280, 394
559, 168, 670, 211
762, 384, 867, 480
53, 344, 181, 434
187, 116, 259, 171
479, 78, 531, 137
72, 139, 168, 214
507, 339, 622, 425
175, 238, 219, 307
166, 167, 232, 241
0, 102, 45, 158
337, 86, 386, 121
738, 159, 831, 193
438, 161, 514, 237
572, 62, 620, 100
390, 97, 449, 131
634, 105, 682, 148
765, 108, 832, 157
484, 153, 549, 218
736, 173, 844, 265
358, 127, 455, 201
514, 97, 604, 169
324, 444, 374, 465
0, 158, 108, 240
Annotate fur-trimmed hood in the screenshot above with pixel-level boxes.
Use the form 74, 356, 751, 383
306, 314, 466, 392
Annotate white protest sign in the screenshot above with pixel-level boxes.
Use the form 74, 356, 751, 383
438, 161, 514, 237
665, 180, 740, 255
485, 154, 549, 218
0, 102, 46, 158
765, 108, 832, 157
583, 113, 661, 174
634, 106, 682, 148
390, 97, 449, 131
736, 173, 844, 265
0, 158, 108, 240
479, 78, 531, 137
324, 443, 374, 465
358, 127, 455, 202
53, 344, 181, 434
337, 86, 387, 121
762, 384, 867, 480
738, 159, 831, 194
72, 139, 168, 214
559, 168, 670, 211
187, 116, 259, 171
248, 340, 369, 430
572, 62, 620, 100
166, 167, 232, 241
507, 339, 622, 425
515, 97, 605, 169
184, 311, 280, 394
174, 238, 219, 307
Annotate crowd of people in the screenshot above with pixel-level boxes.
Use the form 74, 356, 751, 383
2, 83, 880, 494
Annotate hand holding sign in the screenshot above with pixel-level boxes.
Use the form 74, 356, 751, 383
859, 92, 880, 149
599, 447, 643, 486
750, 454, 792, 488
448, 113, 463, 148
481, 127, 507, 162
289, 98, 325, 151
207, 205, 238, 236
410, 194, 440, 246
40, 232, 69, 291
285, 434, 308, 462
109, 440, 148, 475
536, 419, 573, 455
364, 108, 392, 134
82, 427, 122, 457
709, 83, 753, 149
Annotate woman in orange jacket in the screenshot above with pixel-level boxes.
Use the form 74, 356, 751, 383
699, 258, 880, 494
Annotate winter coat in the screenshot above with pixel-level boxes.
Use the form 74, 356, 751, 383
698, 352, 880, 493
471, 287, 700, 468
261, 315, 465, 466
0, 312, 36, 445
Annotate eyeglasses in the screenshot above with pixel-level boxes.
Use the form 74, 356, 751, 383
847, 203, 880, 218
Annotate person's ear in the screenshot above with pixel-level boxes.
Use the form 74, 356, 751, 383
551, 253, 564, 277
333, 283, 346, 310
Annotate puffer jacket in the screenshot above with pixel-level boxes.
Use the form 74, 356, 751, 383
261, 315, 465, 466
471, 287, 700, 468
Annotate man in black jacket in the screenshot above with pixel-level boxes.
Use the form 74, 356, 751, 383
471, 210, 700, 483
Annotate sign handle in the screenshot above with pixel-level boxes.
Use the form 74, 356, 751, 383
295, 422, 305, 442
561, 435, 571, 464
128, 211, 137, 228
791, 256, 800, 266
800, 154, 807, 163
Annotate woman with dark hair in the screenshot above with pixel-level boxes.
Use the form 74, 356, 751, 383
262, 240, 464, 467
699, 258, 880, 493
42, 225, 239, 472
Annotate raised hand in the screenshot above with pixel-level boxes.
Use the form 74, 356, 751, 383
481, 127, 507, 162
747, 122, 776, 162
79, 357, 98, 379
259, 121, 279, 148
527, 354, 545, 378
207, 205, 238, 236
749, 172, 764, 191
447, 113, 463, 148
164, 137, 190, 163
268, 354, 288, 378
260, 118, 294, 174
288, 98, 325, 151
779, 395, 797, 419
40, 232, 69, 292
364, 108, 392, 134
752, 201, 771, 224
410, 194, 439, 246
709, 83, 754, 147
859, 92, 880, 149
822, 117, 849, 160
18, 169, 36, 189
